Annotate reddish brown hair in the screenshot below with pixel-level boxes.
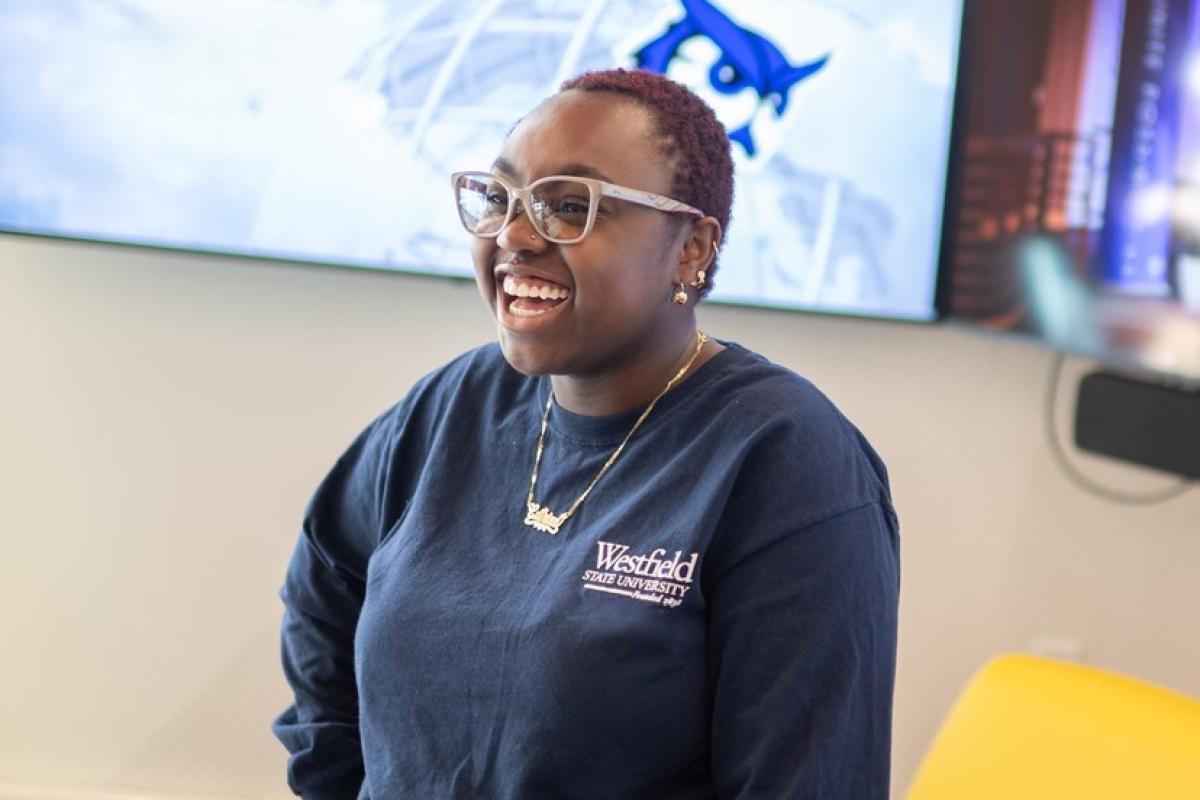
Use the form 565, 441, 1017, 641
559, 68, 734, 296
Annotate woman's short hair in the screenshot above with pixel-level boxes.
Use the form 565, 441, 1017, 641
559, 68, 734, 296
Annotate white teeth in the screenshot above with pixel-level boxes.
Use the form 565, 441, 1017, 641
502, 274, 569, 301
509, 303, 550, 318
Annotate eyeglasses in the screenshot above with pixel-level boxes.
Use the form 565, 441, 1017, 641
450, 170, 704, 245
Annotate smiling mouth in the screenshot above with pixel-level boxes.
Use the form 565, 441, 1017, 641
501, 273, 572, 318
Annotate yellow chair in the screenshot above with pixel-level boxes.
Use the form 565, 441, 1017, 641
906, 654, 1200, 799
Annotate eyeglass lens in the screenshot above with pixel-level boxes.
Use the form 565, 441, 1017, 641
455, 174, 593, 242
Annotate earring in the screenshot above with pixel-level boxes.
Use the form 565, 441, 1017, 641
690, 241, 718, 289
672, 283, 689, 306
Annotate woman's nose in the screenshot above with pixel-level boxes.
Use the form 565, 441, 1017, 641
496, 199, 548, 253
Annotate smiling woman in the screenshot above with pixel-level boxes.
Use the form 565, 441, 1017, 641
273, 68, 900, 800
464, 85, 723, 399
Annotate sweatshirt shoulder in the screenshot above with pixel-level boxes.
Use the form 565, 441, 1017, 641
377, 342, 515, 421
708, 343, 894, 518
712, 344, 858, 437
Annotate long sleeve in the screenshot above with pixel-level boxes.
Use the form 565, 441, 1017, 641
274, 537, 369, 799
272, 415, 395, 799
707, 501, 900, 799
270, 349, 485, 798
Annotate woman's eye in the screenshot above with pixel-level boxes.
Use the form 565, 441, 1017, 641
557, 198, 589, 215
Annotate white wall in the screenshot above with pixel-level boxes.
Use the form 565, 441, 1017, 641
2, 234, 1197, 799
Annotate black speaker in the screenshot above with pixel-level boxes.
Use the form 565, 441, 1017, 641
1074, 371, 1200, 479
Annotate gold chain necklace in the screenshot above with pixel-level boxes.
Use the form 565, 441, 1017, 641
523, 329, 709, 535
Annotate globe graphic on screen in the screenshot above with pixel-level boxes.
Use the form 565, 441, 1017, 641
345, 0, 899, 311
343, 0, 655, 278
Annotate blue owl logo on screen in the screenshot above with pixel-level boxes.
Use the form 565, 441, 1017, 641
635, 0, 830, 157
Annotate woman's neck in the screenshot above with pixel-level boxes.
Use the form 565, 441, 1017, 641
549, 328, 722, 417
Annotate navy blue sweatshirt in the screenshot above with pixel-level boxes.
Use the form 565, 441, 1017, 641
273, 341, 899, 799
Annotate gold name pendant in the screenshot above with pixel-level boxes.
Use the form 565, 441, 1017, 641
524, 501, 566, 535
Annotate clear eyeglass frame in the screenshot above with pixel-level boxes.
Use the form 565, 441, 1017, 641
450, 170, 704, 245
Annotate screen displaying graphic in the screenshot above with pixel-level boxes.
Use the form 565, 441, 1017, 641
0, 0, 963, 321
943, 0, 1200, 379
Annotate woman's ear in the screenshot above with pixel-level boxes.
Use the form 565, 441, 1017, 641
675, 217, 722, 287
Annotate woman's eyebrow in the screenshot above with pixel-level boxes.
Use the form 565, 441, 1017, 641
491, 157, 517, 177
550, 163, 613, 183
490, 157, 613, 184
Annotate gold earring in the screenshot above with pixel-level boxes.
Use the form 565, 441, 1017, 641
689, 241, 718, 289
672, 283, 689, 306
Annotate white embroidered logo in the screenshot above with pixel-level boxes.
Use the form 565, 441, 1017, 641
581, 540, 700, 608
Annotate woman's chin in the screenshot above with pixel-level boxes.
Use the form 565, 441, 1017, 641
496, 332, 559, 377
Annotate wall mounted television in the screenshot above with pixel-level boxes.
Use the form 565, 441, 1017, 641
941, 0, 1200, 381
0, 0, 963, 322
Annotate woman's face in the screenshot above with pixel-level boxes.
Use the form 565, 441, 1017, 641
471, 90, 693, 378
